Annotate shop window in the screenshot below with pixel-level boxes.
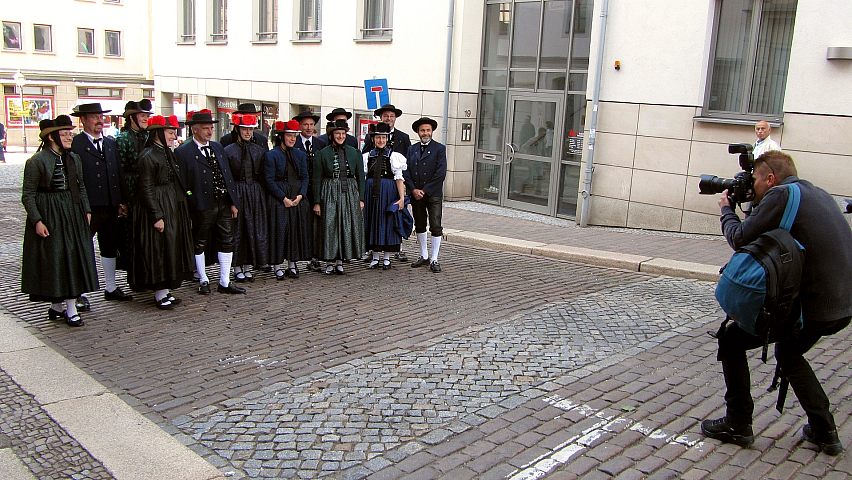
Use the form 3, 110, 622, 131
296, 0, 321, 40
77, 28, 95, 55
78, 87, 123, 98
359, 0, 392, 40
208, 0, 228, 43
178, 0, 196, 43
705, 0, 797, 119
105, 30, 121, 57
254, 0, 278, 41
3, 21, 22, 50
33, 24, 52, 52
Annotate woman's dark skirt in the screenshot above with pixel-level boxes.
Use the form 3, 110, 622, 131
364, 177, 402, 252
268, 184, 312, 265
233, 180, 270, 267
317, 178, 365, 261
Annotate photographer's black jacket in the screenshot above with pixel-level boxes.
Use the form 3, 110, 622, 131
721, 176, 852, 323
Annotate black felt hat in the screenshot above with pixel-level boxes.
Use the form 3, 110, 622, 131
237, 103, 261, 114
122, 99, 153, 116
39, 115, 74, 139
412, 117, 438, 132
326, 107, 353, 121
71, 102, 112, 117
373, 104, 403, 117
369, 122, 392, 136
293, 110, 320, 123
185, 109, 219, 125
326, 119, 350, 132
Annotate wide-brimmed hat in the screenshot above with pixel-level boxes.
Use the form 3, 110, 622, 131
123, 99, 153, 116
236, 103, 261, 114
326, 107, 352, 121
374, 103, 402, 117
39, 115, 75, 139
71, 102, 112, 117
147, 115, 180, 130
293, 110, 320, 123
185, 109, 219, 125
412, 116, 438, 132
272, 119, 301, 134
326, 119, 350, 132
369, 122, 392, 136
231, 113, 258, 128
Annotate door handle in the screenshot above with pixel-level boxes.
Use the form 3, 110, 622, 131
506, 143, 516, 164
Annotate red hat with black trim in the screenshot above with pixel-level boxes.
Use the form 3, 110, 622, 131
147, 115, 180, 130
231, 112, 258, 128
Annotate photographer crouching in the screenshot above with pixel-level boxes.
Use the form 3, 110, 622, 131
701, 150, 852, 455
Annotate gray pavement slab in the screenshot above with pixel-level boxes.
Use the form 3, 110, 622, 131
0, 448, 37, 480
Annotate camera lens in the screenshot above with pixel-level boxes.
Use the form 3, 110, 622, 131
698, 175, 735, 195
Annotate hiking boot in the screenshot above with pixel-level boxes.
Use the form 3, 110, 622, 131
802, 424, 843, 456
701, 417, 754, 447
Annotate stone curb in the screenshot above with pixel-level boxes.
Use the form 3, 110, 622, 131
0, 311, 225, 480
445, 231, 721, 281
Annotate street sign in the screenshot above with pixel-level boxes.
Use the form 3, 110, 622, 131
363, 79, 390, 110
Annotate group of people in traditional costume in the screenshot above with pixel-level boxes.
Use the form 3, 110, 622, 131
20, 101, 447, 327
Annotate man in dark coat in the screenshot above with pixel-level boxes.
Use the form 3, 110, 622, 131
318, 108, 358, 149
404, 117, 447, 273
174, 109, 245, 295
292, 110, 327, 272
701, 151, 852, 456
219, 103, 269, 149
70, 102, 132, 306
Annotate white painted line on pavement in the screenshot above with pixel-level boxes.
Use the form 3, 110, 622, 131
506, 394, 705, 480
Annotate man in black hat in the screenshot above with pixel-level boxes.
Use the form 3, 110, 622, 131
361, 104, 410, 156
70, 103, 133, 308
219, 103, 269, 149
293, 110, 327, 272
175, 109, 245, 295
317, 108, 357, 149
115, 98, 153, 198
405, 117, 447, 273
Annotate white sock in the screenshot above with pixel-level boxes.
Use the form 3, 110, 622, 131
233, 265, 243, 275
288, 261, 296, 269
154, 289, 169, 301
372, 252, 380, 261
102, 256, 117, 292
194, 254, 209, 284
430, 236, 442, 262
65, 299, 78, 317
244, 265, 252, 275
383, 252, 390, 261
218, 252, 233, 287
51, 302, 64, 311
417, 232, 428, 259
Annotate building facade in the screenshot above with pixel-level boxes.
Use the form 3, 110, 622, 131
1, 0, 154, 149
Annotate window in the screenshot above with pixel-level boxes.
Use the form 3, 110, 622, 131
4, 85, 53, 96
142, 88, 155, 99
297, 0, 321, 40
178, 0, 195, 43
705, 0, 797, 118
254, 0, 277, 41
78, 87, 123, 98
33, 24, 52, 52
362, 0, 392, 39
3, 21, 22, 50
105, 30, 121, 56
208, 0, 228, 43
78, 28, 95, 55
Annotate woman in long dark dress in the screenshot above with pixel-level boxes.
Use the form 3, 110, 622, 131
128, 115, 194, 309
265, 120, 311, 279
224, 113, 269, 282
312, 120, 365, 275
21, 115, 98, 327
362, 122, 407, 270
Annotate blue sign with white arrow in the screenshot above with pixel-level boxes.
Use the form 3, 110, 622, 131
364, 79, 390, 110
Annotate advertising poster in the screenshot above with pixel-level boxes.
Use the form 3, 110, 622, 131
5, 96, 53, 127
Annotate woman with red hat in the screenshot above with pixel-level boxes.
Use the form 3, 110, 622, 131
21, 115, 98, 327
224, 113, 269, 282
128, 115, 194, 309
265, 120, 311, 279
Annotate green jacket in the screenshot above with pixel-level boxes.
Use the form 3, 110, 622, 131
21, 149, 90, 226
312, 144, 366, 203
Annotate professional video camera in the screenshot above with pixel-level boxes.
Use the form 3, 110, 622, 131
698, 143, 755, 207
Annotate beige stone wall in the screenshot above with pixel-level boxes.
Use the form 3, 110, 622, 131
580, 101, 852, 234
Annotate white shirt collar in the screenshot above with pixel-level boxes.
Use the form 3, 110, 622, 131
83, 131, 102, 146
193, 138, 209, 149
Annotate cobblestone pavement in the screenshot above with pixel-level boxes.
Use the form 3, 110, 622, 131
0, 370, 113, 479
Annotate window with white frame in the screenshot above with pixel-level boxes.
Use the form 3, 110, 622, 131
105, 30, 121, 56
34, 24, 52, 52
78, 27, 95, 55
254, 0, 277, 41
705, 0, 797, 119
361, 0, 392, 39
297, 0, 321, 40
208, 0, 228, 43
178, 0, 196, 43
3, 21, 22, 50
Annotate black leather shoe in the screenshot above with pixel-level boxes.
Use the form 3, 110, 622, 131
308, 260, 323, 272
76, 296, 91, 312
275, 269, 286, 280
217, 283, 246, 294
48, 307, 65, 321
368, 260, 380, 270
394, 251, 408, 262
803, 424, 843, 456
701, 417, 754, 447
335, 265, 345, 275
382, 260, 392, 270
156, 297, 175, 310
166, 294, 182, 306
198, 281, 211, 295
360, 251, 373, 262
429, 261, 442, 273
285, 267, 299, 279
411, 257, 428, 268
66, 314, 84, 327
244, 272, 255, 282
104, 287, 133, 301
234, 272, 248, 283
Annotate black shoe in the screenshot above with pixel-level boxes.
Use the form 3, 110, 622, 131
308, 260, 323, 272
156, 297, 176, 310
285, 267, 299, 279
324, 265, 335, 275
198, 281, 211, 295
234, 272, 248, 283
701, 417, 754, 447
48, 307, 65, 321
275, 269, 286, 280
335, 265, 345, 275
429, 261, 442, 273
166, 294, 182, 306
411, 257, 428, 268
76, 296, 91, 312
217, 283, 246, 294
244, 272, 255, 282
104, 287, 133, 301
368, 260, 380, 270
395, 252, 408, 262
66, 314, 84, 327
382, 259, 392, 270
361, 251, 373, 262
802, 424, 843, 456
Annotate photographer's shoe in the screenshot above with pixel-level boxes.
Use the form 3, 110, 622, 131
802, 424, 843, 456
701, 417, 754, 447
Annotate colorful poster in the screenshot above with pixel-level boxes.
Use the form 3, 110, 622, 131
5, 96, 53, 127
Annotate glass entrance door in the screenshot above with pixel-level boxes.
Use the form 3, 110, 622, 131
502, 94, 562, 214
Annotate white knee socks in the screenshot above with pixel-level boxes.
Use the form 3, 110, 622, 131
417, 232, 428, 259
102, 256, 117, 292
218, 252, 233, 287
430, 236, 442, 262
194, 254, 209, 284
